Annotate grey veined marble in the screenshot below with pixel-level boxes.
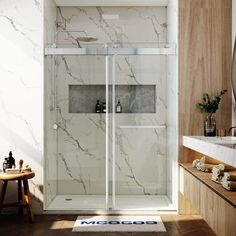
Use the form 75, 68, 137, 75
69, 85, 156, 113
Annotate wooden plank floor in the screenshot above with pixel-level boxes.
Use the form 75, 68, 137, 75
0, 214, 217, 236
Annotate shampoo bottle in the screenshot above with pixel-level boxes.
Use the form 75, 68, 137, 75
95, 100, 101, 113
116, 99, 122, 113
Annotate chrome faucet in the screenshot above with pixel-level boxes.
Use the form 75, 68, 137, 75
228, 126, 236, 136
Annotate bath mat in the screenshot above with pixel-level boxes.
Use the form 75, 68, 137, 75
72, 215, 166, 232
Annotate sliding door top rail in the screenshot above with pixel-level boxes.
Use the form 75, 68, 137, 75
44, 45, 176, 56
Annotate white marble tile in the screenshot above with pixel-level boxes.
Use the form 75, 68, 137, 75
44, 0, 58, 209
166, 0, 178, 207
0, 0, 44, 213
56, 7, 167, 46
48, 6, 169, 199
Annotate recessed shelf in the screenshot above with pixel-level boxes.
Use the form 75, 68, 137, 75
69, 84, 156, 113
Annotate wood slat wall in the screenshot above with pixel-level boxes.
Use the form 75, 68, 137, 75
179, 0, 232, 162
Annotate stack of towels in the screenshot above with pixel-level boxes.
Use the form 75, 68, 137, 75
221, 171, 236, 191
192, 156, 220, 172
211, 164, 233, 183
192, 156, 236, 191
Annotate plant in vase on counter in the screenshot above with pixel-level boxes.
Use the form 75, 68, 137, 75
196, 89, 227, 136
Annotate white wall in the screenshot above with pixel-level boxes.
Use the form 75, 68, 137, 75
0, 0, 44, 214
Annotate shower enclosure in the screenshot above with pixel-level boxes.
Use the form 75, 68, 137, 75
44, 42, 178, 211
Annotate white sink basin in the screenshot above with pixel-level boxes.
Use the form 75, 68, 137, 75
219, 143, 236, 149
194, 136, 236, 144
183, 136, 236, 168
213, 136, 236, 144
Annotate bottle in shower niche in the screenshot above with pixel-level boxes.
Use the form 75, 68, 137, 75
95, 100, 101, 113
116, 99, 122, 113
102, 102, 106, 113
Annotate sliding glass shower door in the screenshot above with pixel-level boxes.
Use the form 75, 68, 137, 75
112, 54, 168, 210
54, 55, 108, 210
45, 44, 176, 211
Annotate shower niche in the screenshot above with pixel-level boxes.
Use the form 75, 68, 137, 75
44, 3, 178, 212
69, 85, 156, 113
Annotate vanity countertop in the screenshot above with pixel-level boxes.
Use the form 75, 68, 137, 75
183, 136, 236, 168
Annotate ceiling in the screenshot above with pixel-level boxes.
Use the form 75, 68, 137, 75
54, 0, 169, 7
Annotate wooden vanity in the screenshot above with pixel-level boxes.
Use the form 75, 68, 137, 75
180, 136, 236, 236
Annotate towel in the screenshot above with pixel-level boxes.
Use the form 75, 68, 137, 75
198, 163, 218, 172
196, 162, 202, 171
200, 156, 221, 165
222, 171, 236, 181
192, 159, 200, 168
215, 163, 234, 171
211, 174, 222, 184
212, 166, 224, 176
5, 167, 32, 174
222, 180, 236, 191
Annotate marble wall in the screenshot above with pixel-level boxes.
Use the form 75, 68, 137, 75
166, 0, 178, 207
44, 0, 57, 209
56, 7, 167, 46
0, 0, 44, 213
44, 6, 169, 202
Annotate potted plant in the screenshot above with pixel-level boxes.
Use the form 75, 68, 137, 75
196, 89, 227, 136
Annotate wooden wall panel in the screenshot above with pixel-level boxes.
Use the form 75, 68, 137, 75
179, 166, 199, 214
179, 0, 232, 159
199, 180, 236, 236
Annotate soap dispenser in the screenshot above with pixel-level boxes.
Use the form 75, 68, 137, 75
95, 100, 101, 113
116, 99, 122, 113
102, 102, 106, 113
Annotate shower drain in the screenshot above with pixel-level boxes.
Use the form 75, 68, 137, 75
65, 198, 72, 201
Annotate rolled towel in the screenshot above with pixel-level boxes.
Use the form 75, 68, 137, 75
192, 159, 200, 168
211, 174, 222, 184
212, 171, 222, 178
196, 162, 202, 171
200, 156, 221, 165
215, 163, 234, 171
5, 167, 32, 174
212, 166, 224, 176
223, 171, 236, 181
200, 163, 218, 172
222, 180, 236, 191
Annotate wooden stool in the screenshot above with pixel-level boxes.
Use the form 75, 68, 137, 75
0, 172, 35, 223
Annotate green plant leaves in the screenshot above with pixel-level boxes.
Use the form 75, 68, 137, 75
196, 89, 227, 113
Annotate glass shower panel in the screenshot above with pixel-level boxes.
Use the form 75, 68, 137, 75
54, 55, 107, 210
113, 54, 168, 210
